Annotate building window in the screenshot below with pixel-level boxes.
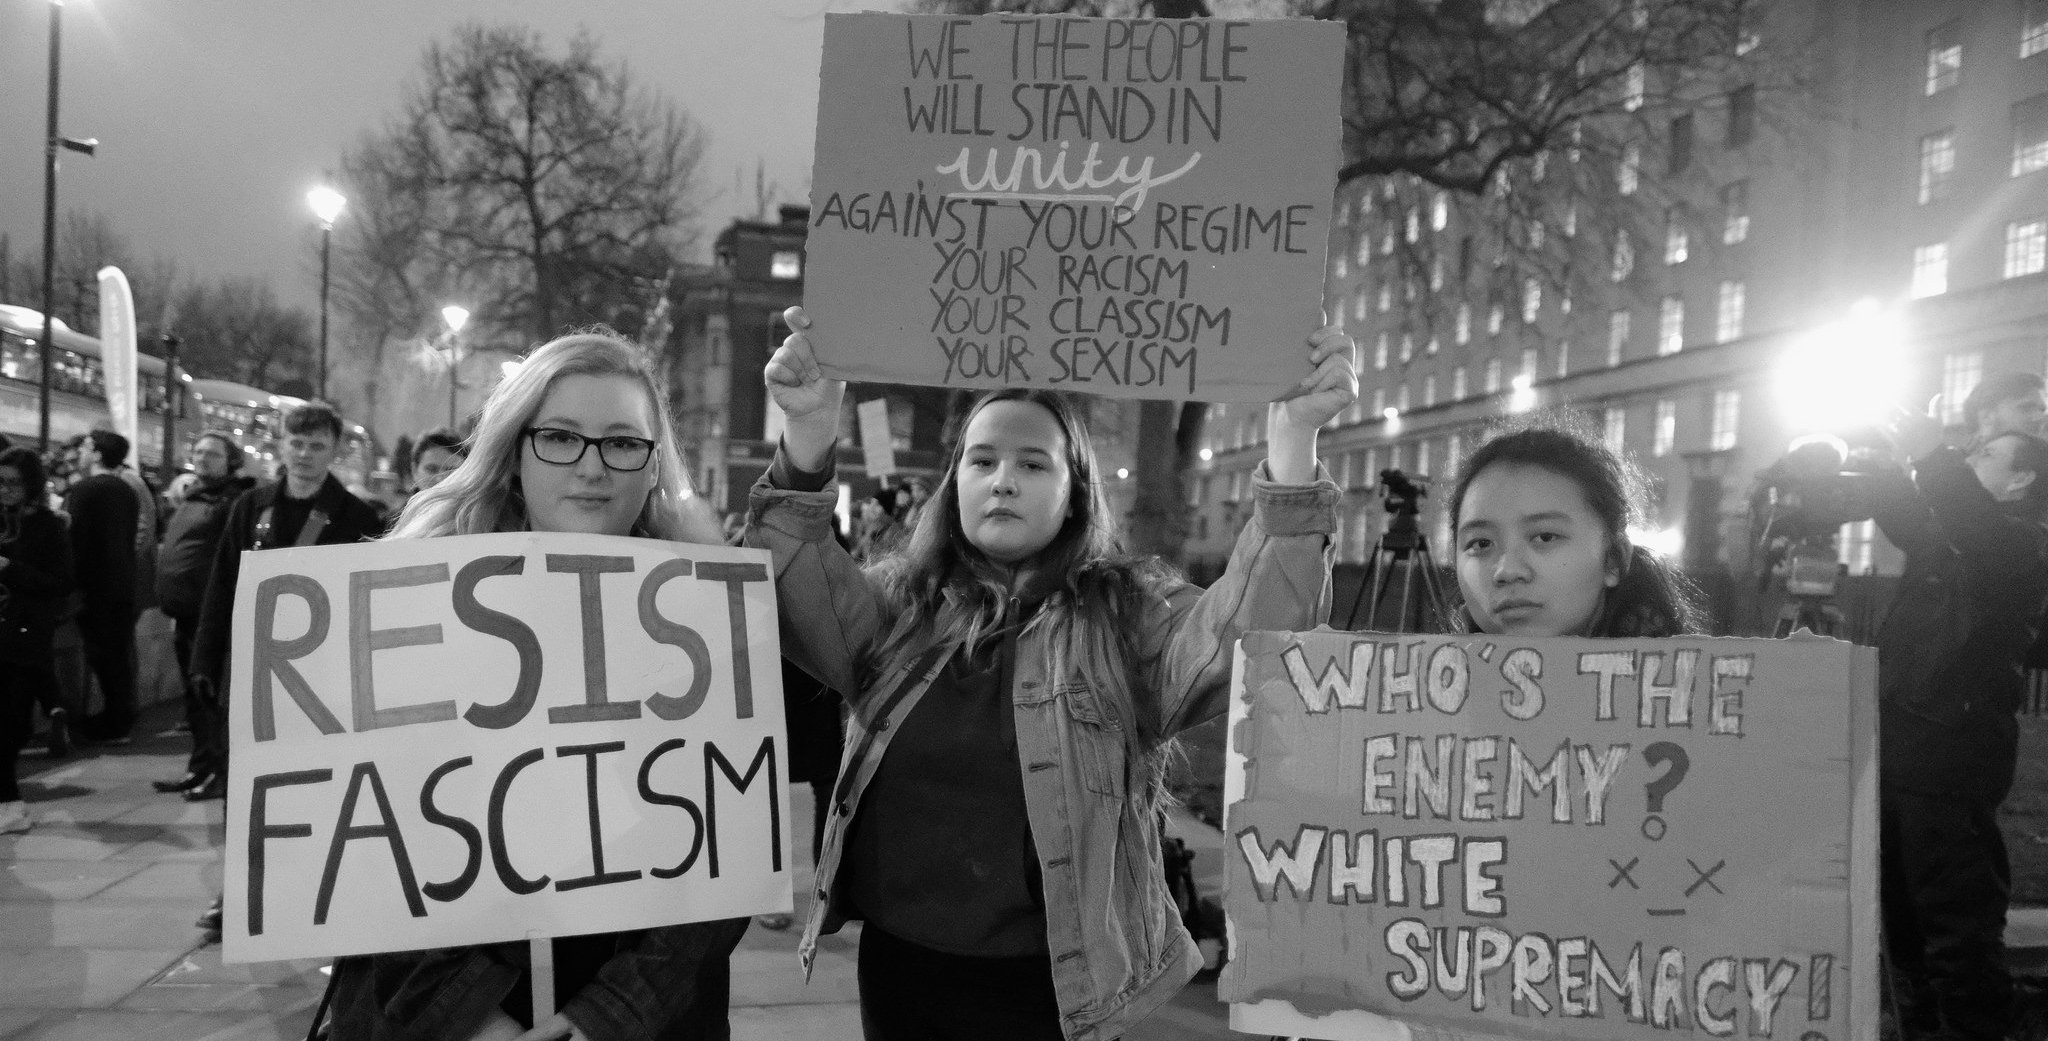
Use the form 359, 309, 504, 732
1453, 366, 1468, 399
1912, 243, 1950, 298
2014, 94, 2048, 176
1612, 231, 1636, 282
1619, 143, 1641, 195
1520, 348, 1538, 379
1371, 386, 1385, 415
1658, 296, 1685, 355
1709, 389, 1740, 450
1838, 519, 1877, 574
1333, 254, 1348, 279
1555, 340, 1570, 379
1653, 399, 1676, 457
1720, 180, 1750, 244
1405, 206, 1421, 243
1423, 374, 1438, 407
1485, 357, 1502, 393
1926, 22, 1962, 95
1664, 207, 1690, 265
1401, 333, 1415, 363
1668, 113, 1694, 174
1623, 63, 1645, 112
2007, 218, 2048, 278
1426, 335, 1440, 356
1727, 85, 1756, 147
1417, 439, 1433, 478
1429, 254, 1445, 290
1354, 288, 1368, 322
1397, 382, 1411, 411
1716, 281, 1745, 343
2027, 0, 2048, 59
770, 251, 803, 279
1608, 310, 1631, 367
1356, 234, 1371, 266
1604, 407, 1627, 455
1455, 302, 1472, 344
1489, 303, 1505, 335
1564, 201, 1579, 238
1431, 191, 1449, 230
1378, 281, 1393, 312
1920, 131, 1956, 203
1375, 332, 1389, 370
1522, 278, 1542, 323
1941, 351, 1983, 426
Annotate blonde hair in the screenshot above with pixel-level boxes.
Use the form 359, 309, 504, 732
388, 331, 722, 545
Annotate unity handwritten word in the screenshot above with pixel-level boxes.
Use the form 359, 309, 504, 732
1280, 637, 1753, 736
1384, 925, 1832, 1037
246, 553, 767, 741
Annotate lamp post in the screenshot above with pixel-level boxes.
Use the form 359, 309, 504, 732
307, 185, 346, 402
440, 305, 470, 427
159, 332, 181, 486
37, 0, 97, 450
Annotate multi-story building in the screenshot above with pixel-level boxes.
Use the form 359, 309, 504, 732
668, 205, 953, 522
1183, 0, 2048, 633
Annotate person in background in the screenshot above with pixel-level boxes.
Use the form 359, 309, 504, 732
65, 431, 143, 745
1962, 372, 2047, 448
325, 331, 747, 1041
150, 432, 255, 796
751, 305, 1351, 1041
410, 426, 468, 492
0, 446, 74, 834
187, 401, 381, 936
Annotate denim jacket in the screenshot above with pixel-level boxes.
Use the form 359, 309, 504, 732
747, 459, 1336, 1041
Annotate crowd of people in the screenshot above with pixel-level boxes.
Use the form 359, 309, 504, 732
2, 309, 2045, 1040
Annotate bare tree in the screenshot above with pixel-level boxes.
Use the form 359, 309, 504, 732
169, 279, 315, 392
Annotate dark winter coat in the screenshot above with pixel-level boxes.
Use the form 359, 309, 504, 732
63, 472, 139, 610
0, 507, 76, 663
154, 474, 256, 620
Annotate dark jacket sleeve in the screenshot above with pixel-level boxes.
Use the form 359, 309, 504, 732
191, 490, 258, 684
1869, 460, 1942, 558
562, 918, 750, 1040
328, 948, 523, 1041
1912, 447, 2048, 563
3, 510, 75, 598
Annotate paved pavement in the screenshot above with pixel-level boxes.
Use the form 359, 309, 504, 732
0, 701, 1237, 1041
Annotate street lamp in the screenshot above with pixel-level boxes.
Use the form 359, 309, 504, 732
37, 0, 98, 450
307, 185, 345, 402
440, 305, 470, 427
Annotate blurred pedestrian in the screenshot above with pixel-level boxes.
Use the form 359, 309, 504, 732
150, 432, 254, 796
0, 446, 74, 834
65, 431, 142, 745
409, 426, 467, 492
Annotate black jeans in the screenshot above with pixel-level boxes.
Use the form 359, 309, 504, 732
1881, 787, 2012, 1040
171, 615, 224, 776
857, 925, 1067, 1041
0, 658, 48, 802
76, 600, 136, 737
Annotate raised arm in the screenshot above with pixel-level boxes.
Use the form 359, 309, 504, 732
1264, 324, 1359, 484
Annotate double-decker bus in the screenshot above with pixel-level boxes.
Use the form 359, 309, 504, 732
0, 303, 374, 484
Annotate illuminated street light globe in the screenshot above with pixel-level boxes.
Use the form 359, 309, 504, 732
307, 185, 345, 229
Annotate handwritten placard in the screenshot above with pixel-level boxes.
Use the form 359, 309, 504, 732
807, 13, 1343, 401
1222, 630, 1878, 1041
221, 532, 791, 963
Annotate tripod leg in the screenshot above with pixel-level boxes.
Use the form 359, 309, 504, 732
1367, 550, 1399, 631
1341, 553, 1380, 631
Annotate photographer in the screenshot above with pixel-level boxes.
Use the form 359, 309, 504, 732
1962, 371, 2046, 447
1872, 407, 2048, 1041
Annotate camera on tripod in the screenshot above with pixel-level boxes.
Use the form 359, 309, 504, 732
1378, 468, 1427, 548
1749, 436, 1881, 601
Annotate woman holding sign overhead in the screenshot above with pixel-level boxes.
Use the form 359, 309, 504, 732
749, 305, 1352, 1040
324, 332, 746, 1041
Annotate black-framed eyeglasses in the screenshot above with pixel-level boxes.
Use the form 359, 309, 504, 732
523, 427, 657, 472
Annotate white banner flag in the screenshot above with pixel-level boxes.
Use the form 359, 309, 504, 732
96, 266, 138, 450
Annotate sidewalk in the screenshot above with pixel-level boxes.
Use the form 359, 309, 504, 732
0, 702, 1235, 1040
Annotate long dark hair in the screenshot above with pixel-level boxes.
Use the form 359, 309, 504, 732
0, 445, 49, 511
1447, 423, 1701, 638
870, 389, 1183, 794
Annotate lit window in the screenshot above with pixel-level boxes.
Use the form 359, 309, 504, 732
1839, 520, 1876, 574
1716, 281, 1745, 343
1429, 254, 1445, 291
1623, 63, 1645, 112
1926, 22, 1962, 95
1424, 374, 1437, 407
1354, 289, 1368, 321
1563, 201, 1579, 238
2013, 94, 2048, 176
1658, 296, 1685, 355
1604, 407, 1627, 455
1488, 303, 1505, 335
1485, 357, 1502, 393
1522, 278, 1542, 323
1709, 389, 1740, 450
1664, 207, 1690, 264
1336, 199, 1351, 227
1941, 351, 1983, 426
1418, 439, 1433, 477
2027, 0, 2048, 58
1608, 310, 1631, 367
1619, 143, 1641, 195
1333, 254, 1347, 279
1727, 85, 1756, 147
1653, 399, 1676, 457
1378, 282, 1393, 312
770, 251, 803, 279
1555, 340, 1570, 379
1401, 334, 1414, 363
1528, 219, 1545, 250
1920, 131, 1955, 203
1452, 366, 1468, 399
1397, 382, 1411, 411
1721, 181, 1750, 244
1431, 192, 1449, 230
1912, 243, 1950, 298
1520, 348, 1538, 379
1406, 207, 1421, 243
1356, 234, 1371, 266
2006, 218, 2048, 278
1455, 302, 1472, 344
1612, 231, 1636, 282
1371, 386, 1385, 414
1426, 335, 1440, 355
1375, 332, 1389, 370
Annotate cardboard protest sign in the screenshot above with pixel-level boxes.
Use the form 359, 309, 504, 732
1222, 630, 1878, 1041
221, 532, 790, 964
807, 13, 1343, 401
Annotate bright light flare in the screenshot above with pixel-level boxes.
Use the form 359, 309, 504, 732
307, 185, 346, 228
1775, 299, 1908, 434
1629, 525, 1685, 559
441, 305, 470, 335
1509, 374, 1537, 413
